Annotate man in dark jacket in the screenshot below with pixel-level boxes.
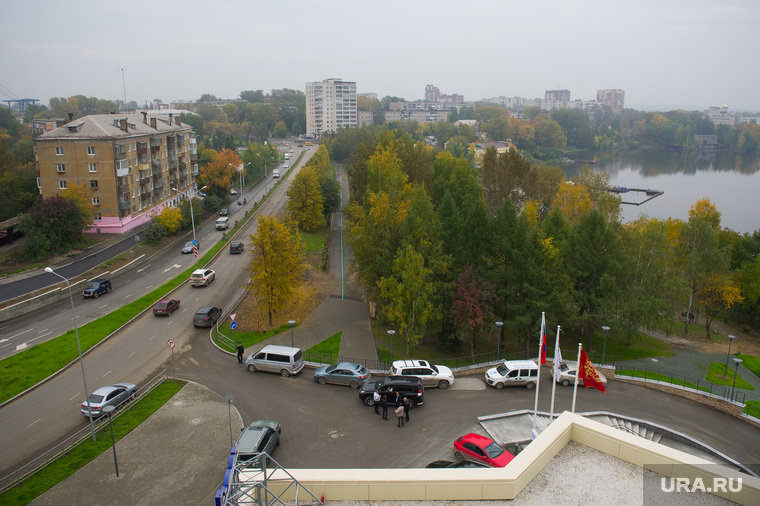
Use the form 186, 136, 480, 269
236, 343, 244, 363
381, 393, 389, 420
403, 397, 411, 422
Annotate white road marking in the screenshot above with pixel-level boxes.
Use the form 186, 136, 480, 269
164, 264, 182, 272
27, 418, 42, 428
129, 351, 136, 358
15, 343, 27, 351
99, 304, 108, 309
9, 328, 33, 339
103, 370, 111, 378
37, 328, 49, 334
69, 393, 81, 401
137, 264, 151, 272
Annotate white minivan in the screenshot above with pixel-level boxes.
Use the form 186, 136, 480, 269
215, 217, 230, 230
245, 345, 304, 377
484, 360, 539, 389
272, 169, 280, 179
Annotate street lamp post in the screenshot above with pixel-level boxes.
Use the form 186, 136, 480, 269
45, 267, 97, 442
229, 162, 250, 201
731, 358, 743, 402
173, 187, 198, 267
725, 334, 736, 376
601, 326, 611, 366
102, 405, 119, 477
495, 321, 504, 362
288, 320, 296, 348
256, 153, 268, 179
387, 330, 395, 366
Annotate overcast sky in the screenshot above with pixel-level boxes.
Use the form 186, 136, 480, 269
2, 0, 759, 112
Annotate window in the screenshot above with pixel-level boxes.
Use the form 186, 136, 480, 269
92, 196, 100, 205
58, 180, 67, 190
90, 180, 99, 190
88, 163, 97, 173
55, 146, 63, 156
94, 212, 102, 221
56, 164, 65, 173
87, 146, 95, 156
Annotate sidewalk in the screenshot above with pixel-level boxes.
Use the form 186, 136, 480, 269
30, 382, 241, 506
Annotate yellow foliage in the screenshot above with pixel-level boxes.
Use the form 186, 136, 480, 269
552, 181, 593, 225
153, 206, 182, 234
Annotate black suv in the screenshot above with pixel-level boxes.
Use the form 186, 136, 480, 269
82, 279, 112, 298
229, 241, 245, 254
359, 376, 424, 407
192, 306, 222, 327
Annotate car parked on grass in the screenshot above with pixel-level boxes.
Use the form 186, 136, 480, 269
190, 268, 215, 286
454, 433, 514, 468
359, 376, 424, 407
390, 359, 455, 390
152, 298, 180, 315
81, 382, 136, 418
314, 362, 370, 388
550, 361, 608, 387
82, 279, 112, 298
192, 306, 222, 327
229, 242, 245, 254
233, 420, 281, 469
181, 241, 195, 254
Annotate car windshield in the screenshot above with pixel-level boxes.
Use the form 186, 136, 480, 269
560, 363, 569, 372
185, 242, 193, 247
156, 303, 167, 309
326, 365, 337, 373
495, 363, 508, 375
431, 365, 440, 373
484, 442, 505, 459
86, 282, 99, 289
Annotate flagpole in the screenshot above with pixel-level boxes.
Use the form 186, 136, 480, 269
571, 342, 582, 413
549, 325, 561, 419
531, 312, 546, 438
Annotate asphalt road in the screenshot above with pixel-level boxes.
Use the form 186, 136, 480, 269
0, 143, 311, 477
0, 146, 304, 361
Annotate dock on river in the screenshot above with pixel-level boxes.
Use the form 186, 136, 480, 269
608, 186, 664, 206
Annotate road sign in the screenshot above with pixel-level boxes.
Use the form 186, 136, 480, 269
231, 321, 237, 330
230, 313, 237, 321
192, 239, 198, 246
168, 339, 175, 349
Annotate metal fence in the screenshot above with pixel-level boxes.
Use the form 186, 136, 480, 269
0, 368, 169, 493
614, 365, 747, 404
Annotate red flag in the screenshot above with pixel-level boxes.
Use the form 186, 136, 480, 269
539, 314, 547, 365
578, 349, 605, 393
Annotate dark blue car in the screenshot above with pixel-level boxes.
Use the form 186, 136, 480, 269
83, 279, 112, 298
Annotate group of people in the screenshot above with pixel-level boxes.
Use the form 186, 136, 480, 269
373, 390, 411, 427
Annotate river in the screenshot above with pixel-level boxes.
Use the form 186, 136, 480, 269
563, 151, 760, 234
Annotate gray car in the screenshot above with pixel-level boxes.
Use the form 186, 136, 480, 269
80, 382, 137, 418
181, 241, 195, 254
234, 420, 281, 468
313, 362, 370, 388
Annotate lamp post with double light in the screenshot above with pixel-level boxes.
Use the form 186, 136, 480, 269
601, 326, 610, 366
387, 329, 395, 366
228, 162, 250, 200
44, 266, 97, 442
256, 153, 268, 179
495, 321, 504, 362
731, 357, 743, 402
173, 187, 199, 267
289, 320, 296, 348
725, 334, 736, 376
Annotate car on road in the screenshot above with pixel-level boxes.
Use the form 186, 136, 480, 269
192, 306, 222, 327
230, 189, 237, 195
81, 382, 136, 418
550, 361, 608, 387
359, 376, 424, 407
233, 420, 281, 468
152, 298, 180, 315
314, 362, 370, 388
484, 360, 539, 389
181, 241, 195, 254
297, 143, 303, 147
283, 163, 289, 169
425, 460, 491, 468
82, 279, 112, 298
272, 169, 280, 178
390, 359, 454, 390
453, 433, 514, 468
190, 268, 215, 287
220, 207, 229, 216
229, 241, 245, 254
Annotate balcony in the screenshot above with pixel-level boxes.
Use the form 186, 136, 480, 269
153, 178, 164, 190
177, 136, 185, 146
150, 138, 161, 148
113, 144, 127, 160
140, 189, 149, 200
168, 159, 177, 172
118, 198, 130, 211
167, 150, 177, 161
152, 167, 162, 177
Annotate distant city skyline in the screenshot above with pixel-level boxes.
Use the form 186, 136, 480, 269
2, 0, 759, 112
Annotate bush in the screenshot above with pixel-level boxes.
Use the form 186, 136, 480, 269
144, 222, 166, 244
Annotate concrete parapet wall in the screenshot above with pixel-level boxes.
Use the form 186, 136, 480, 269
238, 413, 759, 504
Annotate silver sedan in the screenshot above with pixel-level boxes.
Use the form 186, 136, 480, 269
313, 362, 370, 388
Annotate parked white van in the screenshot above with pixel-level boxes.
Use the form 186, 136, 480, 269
245, 345, 304, 377
272, 169, 280, 179
484, 360, 539, 389
215, 217, 230, 230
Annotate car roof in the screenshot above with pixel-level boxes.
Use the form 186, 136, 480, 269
335, 362, 363, 369
192, 268, 211, 274
392, 360, 431, 368
461, 432, 496, 445
196, 306, 218, 313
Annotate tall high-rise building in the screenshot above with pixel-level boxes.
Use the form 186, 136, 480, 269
545, 89, 571, 102
596, 89, 625, 113
305, 78, 357, 137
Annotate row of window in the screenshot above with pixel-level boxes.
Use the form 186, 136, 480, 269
57, 180, 99, 190
53, 140, 190, 158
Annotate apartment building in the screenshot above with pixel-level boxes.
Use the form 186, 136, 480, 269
35, 112, 198, 234
596, 89, 625, 113
305, 78, 357, 137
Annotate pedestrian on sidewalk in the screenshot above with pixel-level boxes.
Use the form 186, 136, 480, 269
403, 397, 411, 423
237, 343, 244, 364
395, 404, 405, 428
381, 393, 388, 420
373, 390, 381, 415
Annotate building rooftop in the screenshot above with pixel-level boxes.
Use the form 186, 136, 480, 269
36, 112, 190, 141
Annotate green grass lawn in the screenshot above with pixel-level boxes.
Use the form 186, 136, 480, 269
705, 362, 755, 390
735, 353, 760, 379
0, 380, 183, 504
616, 369, 712, 393
745, 400, 760, 418
214, 322, 296, 354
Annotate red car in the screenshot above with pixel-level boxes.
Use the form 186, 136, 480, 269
453, 433, 514, 468
152, 299, 180, 316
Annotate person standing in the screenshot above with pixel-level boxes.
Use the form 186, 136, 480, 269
403, 397, 411, 423
395, 404, 405, 428
236, 343, 244, 364
373, 390, 382, 415
381, 393, 389, 420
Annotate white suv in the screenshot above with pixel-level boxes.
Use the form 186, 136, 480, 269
390, 360, 455, 390
190, 268, 215, 287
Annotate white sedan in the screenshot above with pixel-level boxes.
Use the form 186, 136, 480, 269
550, 361, 608, 387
